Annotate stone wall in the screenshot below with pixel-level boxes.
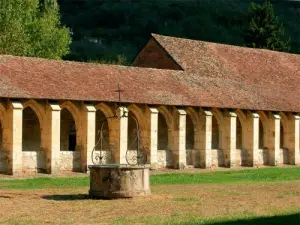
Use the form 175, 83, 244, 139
157, 150, 173, 168
279, 148, 289, 164
235, 149, 248, 166
211, 149, 225, 167
59, 151, 81, 171
22, 151, 45, 173
0, 151, 7, 173
257, 149, 269, 165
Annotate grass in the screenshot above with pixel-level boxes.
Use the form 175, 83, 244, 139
2, 167, 300, 224
1, 167, 300, 189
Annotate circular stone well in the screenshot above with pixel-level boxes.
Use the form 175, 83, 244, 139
88, 164, 151, 199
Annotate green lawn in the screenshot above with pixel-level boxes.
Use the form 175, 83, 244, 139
1, 167, 300, 189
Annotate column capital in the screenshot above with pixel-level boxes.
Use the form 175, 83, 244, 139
249, 112, 260, 118
203, 110, 213, 116
177, 109, 187, 115
49, 104, 61, 111
85, 105, 96, 112
149, 107, 159, 114
11, 102, 23, 109
272, 114, 281, 120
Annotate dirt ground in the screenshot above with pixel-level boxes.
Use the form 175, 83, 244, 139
1, 181, 300, 225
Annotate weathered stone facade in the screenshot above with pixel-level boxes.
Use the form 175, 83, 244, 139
0, 99, 299, 175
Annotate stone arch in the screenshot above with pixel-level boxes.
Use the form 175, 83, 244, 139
235, 109, 247, 150
95, 109, 109, 151
60, 101, 81, 130
258, 111, 268, 149
95, 103, 115, 119
211, 109, 223, 150
157, 106, 173, 130
279, 112, 289, 149
23, 100, 44, 125
60, 108, 77, 151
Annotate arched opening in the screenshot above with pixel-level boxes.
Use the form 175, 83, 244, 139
22, 107, 41, 152
128, 111, 138, 150
211, 115, 219, 149
186, 114, 194, 166
236, 117, 242, 149
60, 108, 76, 151
22, 107, 44, 173
95, 110, 109, 151
280, 122, 284, 149
158, 113, 168, 150
60, 108, 80, 172
157, 112, 171, 167
259, 119, 264, 149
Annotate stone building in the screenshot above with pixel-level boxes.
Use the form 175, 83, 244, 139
0, 34, 299, 175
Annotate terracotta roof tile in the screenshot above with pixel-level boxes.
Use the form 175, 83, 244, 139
0, 34, 300, 113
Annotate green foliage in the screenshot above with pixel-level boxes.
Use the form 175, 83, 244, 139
244, 0, 290, 52
0, 0, 71, 59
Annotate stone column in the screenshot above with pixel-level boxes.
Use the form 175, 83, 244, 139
148, 108, 158, 169
224, 112, 237, 168
245, 112, 259, 167
5, 102, 23, 175
110, 107, 128, 164
172, 109, 186, 169
84, 105, 96, 172
266, 114, 280, 166
199, 110, 212, 169
45, 104, 61, 174
285, 115, 300, 165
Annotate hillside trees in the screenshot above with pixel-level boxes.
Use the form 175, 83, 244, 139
244, 0, 290, 52
0, 0, 71, 59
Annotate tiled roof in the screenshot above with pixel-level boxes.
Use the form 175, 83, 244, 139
0, 34, 300, 112
151, 34, 300, 91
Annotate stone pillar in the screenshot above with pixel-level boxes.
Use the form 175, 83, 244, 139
5, 102, 23, 175
199, 110, 212, 169
45, 104, 61, 174
172, 109, 186, 169
266, 114, 280, 166
84, 105, 96, 172
224, 112, 237, 168
245, 112, 259, 167
111, 107, 128, 164
285, 115, 300, 165
148, 108, 158, 169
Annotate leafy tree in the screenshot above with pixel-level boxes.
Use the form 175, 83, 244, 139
0, 0, 71, 59
244, 0, 290, 52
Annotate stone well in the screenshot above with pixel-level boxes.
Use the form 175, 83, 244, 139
88, 164, 151, 199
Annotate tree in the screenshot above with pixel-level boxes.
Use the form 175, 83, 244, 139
0, 0, 71, 59
244, 0, 290, 52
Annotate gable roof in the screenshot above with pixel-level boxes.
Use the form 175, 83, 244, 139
151, 34, 300, 91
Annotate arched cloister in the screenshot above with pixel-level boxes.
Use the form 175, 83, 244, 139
258, 111, 268, 165
127, 111, 139, 150
186, 113, 194, 166
157, 107, 173, 168
234, 110, 248, 166
60, 107, 81, 171
236, 117, 242, 149
211, 115, 220, 149
22, 106, 45, 172
0, 104, 7, 173
95, 110, 109, 151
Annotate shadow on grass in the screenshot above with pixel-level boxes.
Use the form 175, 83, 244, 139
42, 194, 90, 201
178, 213, 300, 225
